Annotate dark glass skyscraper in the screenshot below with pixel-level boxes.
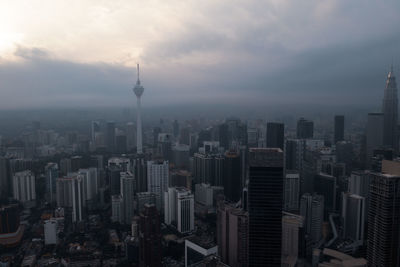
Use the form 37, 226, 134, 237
296, 118, 313, 139
382, 66, 398, 154
334, 115, 344, 143
367, 172, 400, 266
139, 204, 162, 267
223, 151, 241, 202
248, 148, 283, 266
266, 122, 284, 150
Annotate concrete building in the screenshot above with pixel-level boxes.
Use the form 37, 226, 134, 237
185, 237, 218, 267
147, 160, 169, 211
44, 219, 58, 245
121, 171, 135, 224
217, 201, 248, 267
284, 172, 300, 212
281, 212, 304, 267
164, 187, 194, 233
13, 170, 36, 204
111, 195, 123, 223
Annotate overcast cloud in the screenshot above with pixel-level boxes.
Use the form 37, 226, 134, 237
0, 0, 399, 109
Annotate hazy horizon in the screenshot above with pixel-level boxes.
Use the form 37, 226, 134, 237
0, 0, 399, 109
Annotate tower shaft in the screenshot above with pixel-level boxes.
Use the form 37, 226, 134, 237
136, 97, 143, 154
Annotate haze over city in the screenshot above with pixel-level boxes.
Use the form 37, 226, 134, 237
0, 0, 399, 109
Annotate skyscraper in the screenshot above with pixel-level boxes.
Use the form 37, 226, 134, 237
367, 172, 400, 266
164, 187, 195, 233
300, 193, 324, 243
366, 113, 384, 164
223, 151, 241, 202
121, 171, 136, 224
133, 64, 144, 154
147, 160, 169, 210
248, 148, 283, 266
139, 204, 162, 267
382, 66, 398, 153
266, 122, 284, 150
284, 172, 300, 212
334, 115, 344, 143
341, 192, 365, 244
45, 163, 59, 203
296, 118, 314, 139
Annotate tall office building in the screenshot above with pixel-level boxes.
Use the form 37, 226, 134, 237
223, 151, 241, 202
248, 148, 284, 266
111, 195, 123, 223
334, 115, 344, 143
348, 171, 371, 222
139, 204, 162, 267
285, 139, 305, 171
367, 172, 400, 266
314, 173, 336, 218
126, 122, 136, 151
341, 193, 365, 244
164, 187, 194, 233
266, 122, 284, 150
133, 64, 144, 154
13, 170, 36, 204
366, 113, 384, 164
147, 160, 169, 211
382, 66, 398, 153
56, 177, 74, 208
132, 156, 147, 192
121, 172, 136, 224
45, 163, 59, 203
300, 193, 324, 243
296, 118, 314, 139
217, 201, 248, 267
106, 121, 116, 152
0, 158, 10, 199
284, 172, 300, 212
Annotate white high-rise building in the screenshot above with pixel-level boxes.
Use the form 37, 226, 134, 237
45, 163, 58, 203
79, 168, 98, 202
133, 64, 144, 154
147, 160, 169, 210
164, 187, 194, 233
121, 171, 135, 224
13, 170, 36, 203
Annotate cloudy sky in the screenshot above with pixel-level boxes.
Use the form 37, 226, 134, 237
0, 0, 399, 110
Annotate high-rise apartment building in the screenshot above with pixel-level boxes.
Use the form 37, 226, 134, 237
45, 163, 59, 203
13, 170, 36, 204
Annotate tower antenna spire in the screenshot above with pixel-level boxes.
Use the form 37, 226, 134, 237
137, 63, 140, 81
